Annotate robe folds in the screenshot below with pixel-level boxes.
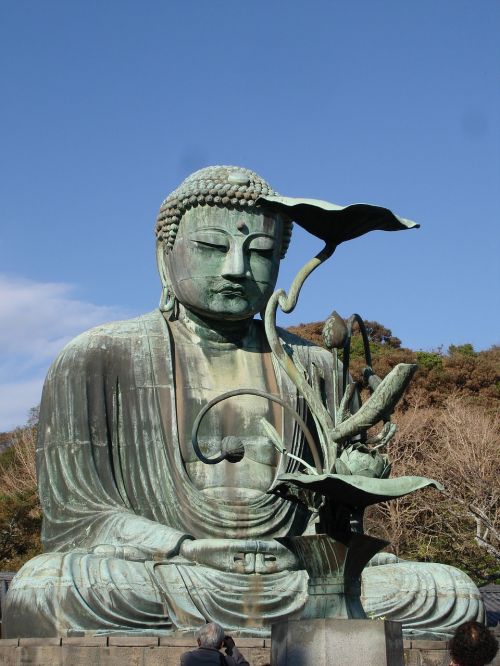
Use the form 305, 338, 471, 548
5, 311, 324, 636
4, 310, 484, 638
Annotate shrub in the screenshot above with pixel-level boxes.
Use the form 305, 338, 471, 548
416, 350, 443, 371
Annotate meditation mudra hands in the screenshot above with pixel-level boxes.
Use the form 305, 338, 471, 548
179, 538, 299, 574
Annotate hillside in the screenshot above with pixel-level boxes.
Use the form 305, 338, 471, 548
288, 319, 500, 410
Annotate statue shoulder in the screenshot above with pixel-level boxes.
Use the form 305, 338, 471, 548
47, 310, 167, 376
277, 325, 330, 360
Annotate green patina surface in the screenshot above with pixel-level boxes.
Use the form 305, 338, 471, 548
3, 166, 484, 639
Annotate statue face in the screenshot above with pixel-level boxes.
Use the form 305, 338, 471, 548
165, 206, 282, 321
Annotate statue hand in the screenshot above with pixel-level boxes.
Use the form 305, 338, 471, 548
179, 538, 299, 574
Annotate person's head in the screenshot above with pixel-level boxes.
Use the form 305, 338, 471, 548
155, 165, 293, 322
195, 622, 225, 649
449, 621, 498, 666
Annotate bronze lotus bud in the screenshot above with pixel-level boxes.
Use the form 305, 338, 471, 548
322, 311, 349, 350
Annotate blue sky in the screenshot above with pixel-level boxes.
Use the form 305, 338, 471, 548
1, 1, 499, 430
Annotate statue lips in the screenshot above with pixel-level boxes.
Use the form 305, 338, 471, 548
212, 281, 248, 298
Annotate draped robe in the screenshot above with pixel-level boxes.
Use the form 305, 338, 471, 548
3, 310, 484, 638
4, 311, 323, 636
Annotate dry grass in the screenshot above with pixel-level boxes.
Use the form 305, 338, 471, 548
365, 393, 500, 579
0, 425, 41, 570
0, 426, 37, 496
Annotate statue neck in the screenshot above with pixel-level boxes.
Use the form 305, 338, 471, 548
177, 305, 254, 345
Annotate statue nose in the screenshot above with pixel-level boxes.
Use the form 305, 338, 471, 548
221, 245, 246, 278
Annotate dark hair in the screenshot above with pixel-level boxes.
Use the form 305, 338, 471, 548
449, 621, 498, 666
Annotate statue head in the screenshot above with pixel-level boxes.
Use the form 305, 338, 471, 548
155, 166, 293, 322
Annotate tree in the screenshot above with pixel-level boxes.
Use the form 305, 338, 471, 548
0, 422, 41, 571
448, 343, 476, 357
365, 393, 499, 583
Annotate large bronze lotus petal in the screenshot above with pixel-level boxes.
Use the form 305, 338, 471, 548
257, 195, 419, 244
271, 473, 443, 510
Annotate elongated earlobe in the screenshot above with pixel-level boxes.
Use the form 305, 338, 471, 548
157, 244, 178, 319
159, 285, 176, 313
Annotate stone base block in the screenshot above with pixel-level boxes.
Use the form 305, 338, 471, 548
271, 618, 404, 666
0, 636, 269, 666
4, 633, 497, 666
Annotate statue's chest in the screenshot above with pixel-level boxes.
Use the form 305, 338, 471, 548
171, 330, 282, 500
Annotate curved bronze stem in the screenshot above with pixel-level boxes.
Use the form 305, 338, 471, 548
264, 242, 337, 470
342, 313, 373, 391
191, 388, 323, 474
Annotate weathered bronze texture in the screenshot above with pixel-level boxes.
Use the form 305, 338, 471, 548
282, 534, 388, 620
3, 165, 485, 640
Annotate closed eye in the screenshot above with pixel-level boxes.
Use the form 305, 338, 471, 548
190, 230, 229, 252
248, 236, 275, 256
250, 248, 274, 258
193, 239, 228, 252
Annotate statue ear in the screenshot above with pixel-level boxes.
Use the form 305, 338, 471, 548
156, 243, 168, 287
156, 243, 177, 314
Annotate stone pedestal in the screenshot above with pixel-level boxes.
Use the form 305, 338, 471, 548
271, 618, 404, 666
0, 636, 270, 666
4, 634, 492, 665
